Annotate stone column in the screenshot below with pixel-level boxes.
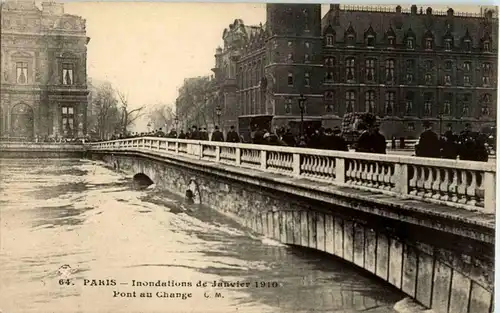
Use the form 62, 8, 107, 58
77, 103, 84, 137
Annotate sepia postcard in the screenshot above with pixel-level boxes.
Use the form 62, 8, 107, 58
0, 1, 497, 313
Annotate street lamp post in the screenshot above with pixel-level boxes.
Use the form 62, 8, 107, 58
297, 94, 307, 137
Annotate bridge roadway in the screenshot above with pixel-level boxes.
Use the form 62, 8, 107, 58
1, 139, 496, 313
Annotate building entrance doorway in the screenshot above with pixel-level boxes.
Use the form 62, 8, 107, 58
10, 103, 34, 140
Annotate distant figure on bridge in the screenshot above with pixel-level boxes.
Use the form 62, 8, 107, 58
458, 124, 488, 162
328, 127, 348, 151
211, 126, 224, 142
226, 126, 240, 143
416, 121, 440, 158
252, 126, 265, 145
167, 129, 177, 138
354, 123, 372, 153
178, 130, 186, 139
190, 126, 200, 140
441, 124, 458, 159
281, 128, 296, 147
200, 128, 209, 141
371, 124, 386, 154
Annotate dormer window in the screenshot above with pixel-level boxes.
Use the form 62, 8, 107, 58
444, 39, 452, 51
484, 40, 491, 52
347, 35, 355, 46
388, 37, 395, 48
366, 36, 375, 48
464, 39, 472, 51
425, 38, 433, 50
326, 34, 334, 47
406, 38, 414, 49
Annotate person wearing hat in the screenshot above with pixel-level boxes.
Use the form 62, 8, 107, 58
416, 121, 440, 158
226, 126, 240, 143
371, 123, 386, 154
211, 126, 224, 142
331, 126, 348, 151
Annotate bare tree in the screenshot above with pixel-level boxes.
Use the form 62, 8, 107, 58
116, 91, 145, 134
147, 103, 175, 131
88, 80, 121, 140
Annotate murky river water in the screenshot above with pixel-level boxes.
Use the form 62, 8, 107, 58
0, 158, 405, 313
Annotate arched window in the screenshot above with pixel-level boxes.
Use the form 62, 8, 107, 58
385, 59, 395, 82
365, 58, 376, 82
326, 34, 334, 47
424, 93, 433, 116
365, 91, 376, 113
405, 92, 414, 114
424, 30, 434, 50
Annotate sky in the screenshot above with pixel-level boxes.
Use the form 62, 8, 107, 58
59, 2, 487, 130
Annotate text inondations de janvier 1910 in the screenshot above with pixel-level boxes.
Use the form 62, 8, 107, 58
58, 278, 282, 300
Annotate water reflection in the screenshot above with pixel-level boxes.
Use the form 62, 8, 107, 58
0, 158, 404, 313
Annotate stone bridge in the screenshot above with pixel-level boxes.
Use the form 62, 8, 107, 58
88, 137, 495, 313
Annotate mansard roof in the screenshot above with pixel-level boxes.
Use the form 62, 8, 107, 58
321, 5, 498, 49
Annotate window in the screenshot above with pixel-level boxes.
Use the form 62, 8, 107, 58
406, 74, 413, 83
425, 38, 433, 50
285, 98, 292, 114
405, 96, 413, 114
61, 106, 75, 136
385, 91, 395, 115
345, 91, 355, 112
305, 42, 310, 49
425, 74, 432, 84
406, 59, 415, 71
347, 35, 355, 46
16, 62, 28, 84
462, 93, 471, 116
444, 75, 451, 85
481, 94, 492, 116
303, 9, 309, 32
288, 41, 293, 47
365, 91, 376, 113
325, 71, 334, 82
406, 38, 414, 49
304, 54, 310, 63
324, 57, 335, 67
325, 91, 334, 113
424, 93, 432, 116
388, 37, 395, 47
287, 53, 293, 63
464, 75, 471, 85
304, 73, 310, 87
463, 62, 471, 72
484, 41, 491, 52
365, 59, 375, 82
443, 93, 452, 115
346, 58, 355, 81
62, 63, 74, 85
385, 59, 395, 82
444, 39, 452, 51
425, 60, 433, 70
407, 122, 415, 131
445, 61, 453, 70
326, 34, 334, 47
287, 73, 293, 86
366, 36, 375, 48
464, 39, 472, 51
482, 63, 492, 86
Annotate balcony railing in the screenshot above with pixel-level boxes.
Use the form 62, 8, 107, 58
89, 137, 496, 213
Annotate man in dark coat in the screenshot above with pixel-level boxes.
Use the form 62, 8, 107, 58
178, 130, 186, 139
211, 126, 224, 142
331, 127, 349, 151
416, 122, 440, 158
200, 128, 209, 141
190, 126, 200, 140
371, 125, 386, 154
282, 128, 296, 147
355, 123, 372, 153
226, 126, 240, 143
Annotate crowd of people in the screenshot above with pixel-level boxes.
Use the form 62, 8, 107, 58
416, 122, 492, 162
111, 122, 492, 162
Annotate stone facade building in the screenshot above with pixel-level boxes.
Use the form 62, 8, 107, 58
211, 4, 497, 137
0, 0, 90, 140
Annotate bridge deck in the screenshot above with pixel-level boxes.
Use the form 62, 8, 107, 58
107, 148, 495, 243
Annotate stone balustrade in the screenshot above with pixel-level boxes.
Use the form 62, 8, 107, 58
90, 137, 496, 213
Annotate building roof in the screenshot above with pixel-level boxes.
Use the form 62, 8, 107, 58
322, 5, 497, 49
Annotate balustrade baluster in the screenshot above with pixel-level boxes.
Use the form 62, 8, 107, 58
466, 171, 478, 206
457, 171, 468, 204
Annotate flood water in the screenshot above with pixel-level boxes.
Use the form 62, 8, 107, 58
0, 158, 405, 313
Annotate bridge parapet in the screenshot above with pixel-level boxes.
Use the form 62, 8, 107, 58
90, 137, 496, 213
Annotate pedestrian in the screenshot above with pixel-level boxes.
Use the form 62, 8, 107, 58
416, 121, 440, 158
226, 126, 240, 143
211, 126, 224, 142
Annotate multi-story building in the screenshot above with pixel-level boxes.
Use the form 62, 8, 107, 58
211, 4, 497, 138
0, 0, 90, 140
